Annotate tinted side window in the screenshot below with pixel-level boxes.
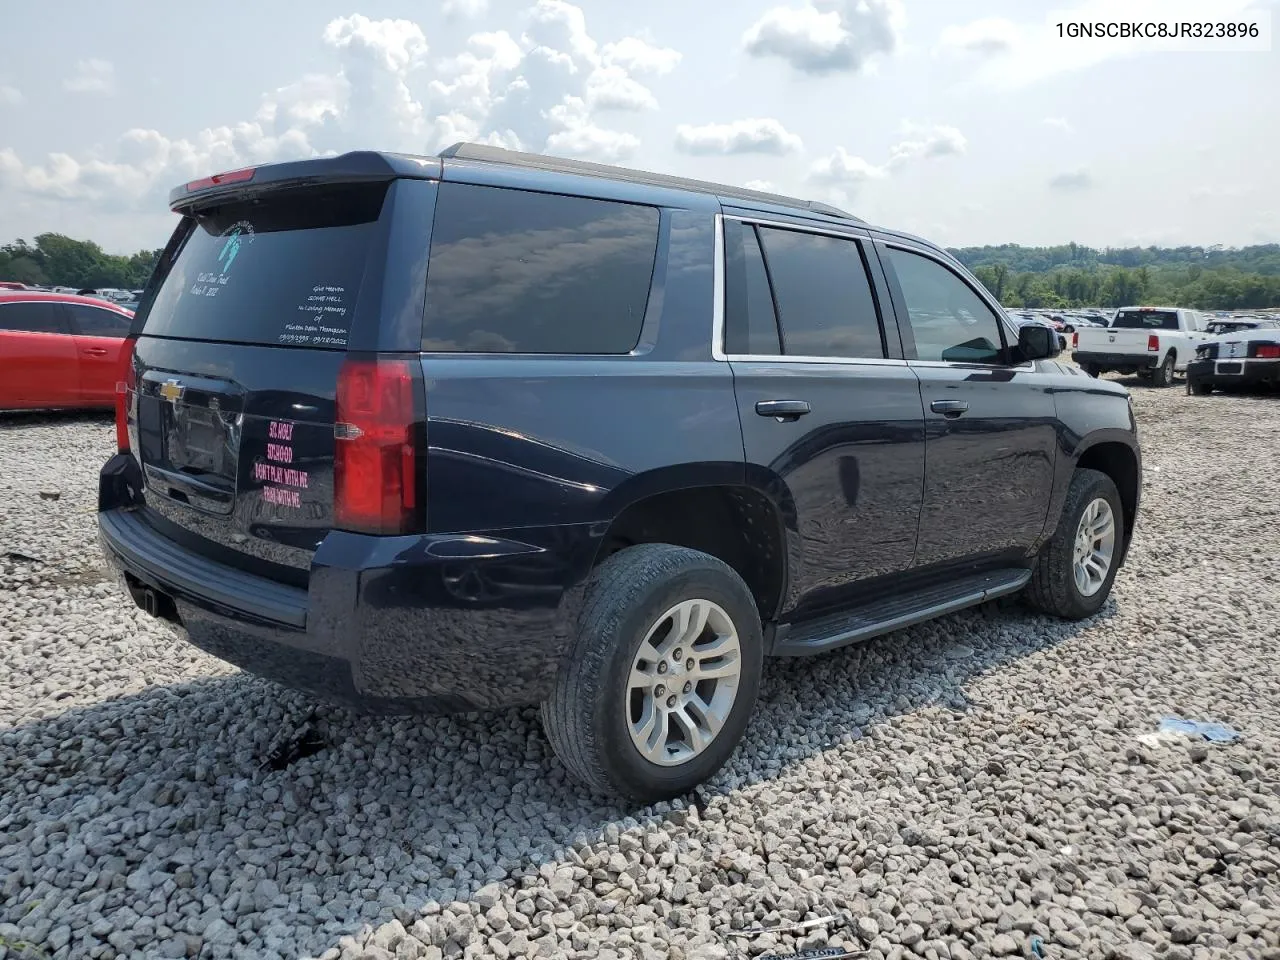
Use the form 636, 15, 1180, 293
887, 248, 1006, 364
67, 304, 131, 338
756, 227, 885, 359
723, 220, 781, 355
0, 302, 68, 334
424, 183, 659, 354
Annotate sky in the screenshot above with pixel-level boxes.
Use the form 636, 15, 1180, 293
1, 0, 1277, 254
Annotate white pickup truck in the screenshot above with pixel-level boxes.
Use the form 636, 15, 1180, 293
1072, 306, 1212, 387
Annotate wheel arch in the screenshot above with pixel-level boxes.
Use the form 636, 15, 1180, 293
590, 467, 793, 625
1072, 436, 1141, 565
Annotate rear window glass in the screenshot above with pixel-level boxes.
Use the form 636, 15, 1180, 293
1112, 310, 1179, 330
141, 183, 387, 348
422, 183, 659, 354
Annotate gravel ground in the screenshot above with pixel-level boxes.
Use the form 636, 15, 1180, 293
1, 383, 1278, 960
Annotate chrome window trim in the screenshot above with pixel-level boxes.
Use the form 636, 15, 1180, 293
723, 353, 910, 367
711, 211, 893, 366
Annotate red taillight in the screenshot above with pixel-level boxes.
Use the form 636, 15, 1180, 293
1255, 344, 1280, 359
1147, 334, 1159, 352
114, 338, 137, 452
334, 357, 420, 535
1072, 332, 1079, 349
185, 167, 255, 192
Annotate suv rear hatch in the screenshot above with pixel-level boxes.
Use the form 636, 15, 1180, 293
122, 155, 436, 585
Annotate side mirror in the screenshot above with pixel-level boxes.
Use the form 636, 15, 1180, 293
1017, 323, 1062, 361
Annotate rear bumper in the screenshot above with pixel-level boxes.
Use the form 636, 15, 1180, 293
99, 460, 598, 715
1073, 351, 1159, 370
1187, 357, 1280, 388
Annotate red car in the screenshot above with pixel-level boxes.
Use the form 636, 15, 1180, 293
0, 291, 134, 410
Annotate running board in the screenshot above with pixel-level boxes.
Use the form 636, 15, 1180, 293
771, 568, 1032, 657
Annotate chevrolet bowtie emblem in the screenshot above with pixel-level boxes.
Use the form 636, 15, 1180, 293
159, 379, 185, 404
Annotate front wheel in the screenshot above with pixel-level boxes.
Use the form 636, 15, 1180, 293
1151, 352, 1176, 387
1025, 468, 1125, 620
541, 544, 763, 803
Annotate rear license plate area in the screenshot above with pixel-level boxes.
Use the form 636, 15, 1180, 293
136, 375, 244, 515
1216, 362, 1243, 376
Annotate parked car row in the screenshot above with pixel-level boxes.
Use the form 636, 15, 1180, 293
1, 281, 143, 304
1051, 305, 1280, 394
1006, 308, 1113, 334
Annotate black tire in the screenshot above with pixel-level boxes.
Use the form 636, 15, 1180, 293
1025, 468, 1125, 620
1080, 363, 1101, 378
1151, 352, 1176, 387
540, 544, 764, 803
1188, 378, 1213, 396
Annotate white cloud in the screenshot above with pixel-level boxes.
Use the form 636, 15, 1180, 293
1042, 117, 1073, 134
63, 59, 115, 95
321, 15, 429, 73
585, 66, 658, 111
1049, 170, 1094, 191
886, 123, 967, 168
743, 0, 905, 75
3, 3, 681, 223
806, 124, 964, 206
0, 85, 22, 105
545, 123, 640, 161
809, 147, 886, 184
601, 37, 681, 74
674, 118, 802, 155
443, 0, 489, 17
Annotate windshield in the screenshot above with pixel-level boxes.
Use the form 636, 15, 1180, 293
1112, 309, 1179, 330
141, 182, 388, 348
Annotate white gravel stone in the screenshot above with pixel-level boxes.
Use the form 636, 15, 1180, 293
2, 386, 1280, 960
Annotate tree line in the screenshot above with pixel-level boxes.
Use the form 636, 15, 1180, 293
0, 235, 163, 289
950, 243, 1280, 310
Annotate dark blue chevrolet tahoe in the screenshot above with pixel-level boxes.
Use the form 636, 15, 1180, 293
99, 143, 1141, 802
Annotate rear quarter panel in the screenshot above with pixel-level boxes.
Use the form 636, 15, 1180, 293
420, 207, 744, 538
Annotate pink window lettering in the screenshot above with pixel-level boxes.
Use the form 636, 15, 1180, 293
268, 420, 294, 442
261, 485, 301, 508
253, 461, 309, 489
266, 442, 293, 463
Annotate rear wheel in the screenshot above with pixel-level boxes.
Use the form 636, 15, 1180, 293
1151, 352, 1176, 387
1188, 378, 1213, 396
1080, 363, 1101, 378
1025, 468, 1125, 620
541, 544, 763, 803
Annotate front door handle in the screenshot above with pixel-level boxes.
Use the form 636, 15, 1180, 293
756, 399, 811, 421
83, 347, 109, 356
930, 399, 970, 417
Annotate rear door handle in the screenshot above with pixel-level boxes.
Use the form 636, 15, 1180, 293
83, 348, 109, 356
930, 399, 969, 417
756, 399, 811, 421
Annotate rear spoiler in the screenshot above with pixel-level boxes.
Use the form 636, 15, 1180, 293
169, 151, 442, 214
